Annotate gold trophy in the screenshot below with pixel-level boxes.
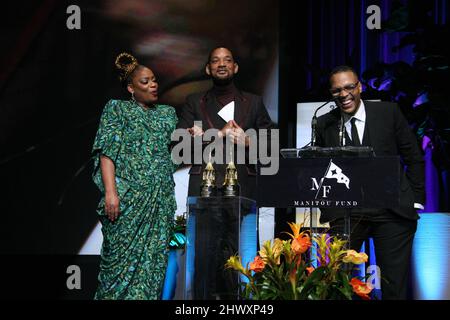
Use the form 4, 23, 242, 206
200, 155, 217, 197
222, 160, 240, 197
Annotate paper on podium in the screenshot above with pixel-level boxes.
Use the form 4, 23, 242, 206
218, 101, 234, 122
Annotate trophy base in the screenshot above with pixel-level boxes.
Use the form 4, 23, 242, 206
200, 185, 217, 197
221, 184, 240, 197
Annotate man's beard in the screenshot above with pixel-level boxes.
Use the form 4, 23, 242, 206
212, 75, 234, 86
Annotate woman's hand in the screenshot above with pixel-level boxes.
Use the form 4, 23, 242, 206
105, 191, 120, 222
100, 155, 120, 222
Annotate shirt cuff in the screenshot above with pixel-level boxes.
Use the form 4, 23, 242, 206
414, 203, 424, 210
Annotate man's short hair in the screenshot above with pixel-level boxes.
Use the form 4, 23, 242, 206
329, 65, 359, 82
206, 46, 238, 65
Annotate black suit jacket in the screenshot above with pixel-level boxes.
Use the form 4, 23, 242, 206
177, 88, 274, 199
315, 101, 425, 221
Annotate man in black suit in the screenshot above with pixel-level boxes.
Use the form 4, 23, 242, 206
177, 46, 274, 199
316, 65, 425, 300
177, 46, 274, 299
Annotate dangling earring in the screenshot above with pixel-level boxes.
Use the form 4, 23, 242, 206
131, 92, 135, 102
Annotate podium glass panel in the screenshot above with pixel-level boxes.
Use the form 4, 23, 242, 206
184, 196, 257, 300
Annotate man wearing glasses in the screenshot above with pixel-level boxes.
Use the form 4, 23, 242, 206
315, 65, 425, 300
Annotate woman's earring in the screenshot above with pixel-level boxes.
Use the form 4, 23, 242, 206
131, 92, 135, 101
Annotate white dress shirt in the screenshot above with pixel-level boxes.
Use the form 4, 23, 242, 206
343, 100, 366, 144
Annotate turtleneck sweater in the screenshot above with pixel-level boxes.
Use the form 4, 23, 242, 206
211, 82, 236, 107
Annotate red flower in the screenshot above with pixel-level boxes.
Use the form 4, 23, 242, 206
249, 256, 266, 273
292, 234, 312, 254
350, 278, 373, 300
306, 267, 315, 275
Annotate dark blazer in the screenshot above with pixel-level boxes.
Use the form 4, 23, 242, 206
315, 100, 425, 221
177, 88, 274, 199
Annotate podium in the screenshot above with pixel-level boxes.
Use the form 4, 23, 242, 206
184, 196, 257, 300
258, 147, 400, 209
257, 148, 401, 243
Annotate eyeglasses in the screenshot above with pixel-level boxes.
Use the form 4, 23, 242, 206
330, 81, 359, 96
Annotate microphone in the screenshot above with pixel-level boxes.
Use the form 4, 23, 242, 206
310, 97, 336, 147
339, 115, 346, 146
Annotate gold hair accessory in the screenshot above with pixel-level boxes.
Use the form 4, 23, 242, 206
115, 52, 139, 82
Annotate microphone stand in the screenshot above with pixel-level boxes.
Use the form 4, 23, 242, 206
306, 98, 335, 254
339, 115, 346, 147
339, 116, 351, 250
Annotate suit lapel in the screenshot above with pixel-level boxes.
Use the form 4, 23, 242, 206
363, 101, 375, 147
328, 108, 341, 147
234, 91, 250, 128
201, 91, 227, 129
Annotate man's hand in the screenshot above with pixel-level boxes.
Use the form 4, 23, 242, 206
229, 125, 249, 146
218, 120, 235, 139
188, 125, 204, 137
218, 120, 249, 146
105, 191, 120, 222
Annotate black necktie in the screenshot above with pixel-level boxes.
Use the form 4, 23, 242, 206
351, 117, 361, 146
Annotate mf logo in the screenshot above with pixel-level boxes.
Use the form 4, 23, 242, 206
311, 178, 332, 198
311, 160, 350, 198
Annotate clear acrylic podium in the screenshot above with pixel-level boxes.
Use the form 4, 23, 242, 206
184, 196, 257, 300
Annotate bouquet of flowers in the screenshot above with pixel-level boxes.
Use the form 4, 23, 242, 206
225, 222, 373, 300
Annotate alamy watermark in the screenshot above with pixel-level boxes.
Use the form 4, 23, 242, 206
366, 5, 381, 30
171, 121, 280, 175
66, 5, 81, 30
66, 264, 81, 290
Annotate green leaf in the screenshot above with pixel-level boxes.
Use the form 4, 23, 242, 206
297, 266, 327, 299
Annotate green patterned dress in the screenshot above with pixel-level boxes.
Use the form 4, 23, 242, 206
91, 99, 177, 300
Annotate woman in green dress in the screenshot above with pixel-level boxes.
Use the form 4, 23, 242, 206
91, 53, 177, 299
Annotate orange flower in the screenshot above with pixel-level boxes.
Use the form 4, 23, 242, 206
286, 222, 303, 239
292, 234, 312, 254
249, 256, 266, 273
306, 267, 315, 275
350, 278, 373, 300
